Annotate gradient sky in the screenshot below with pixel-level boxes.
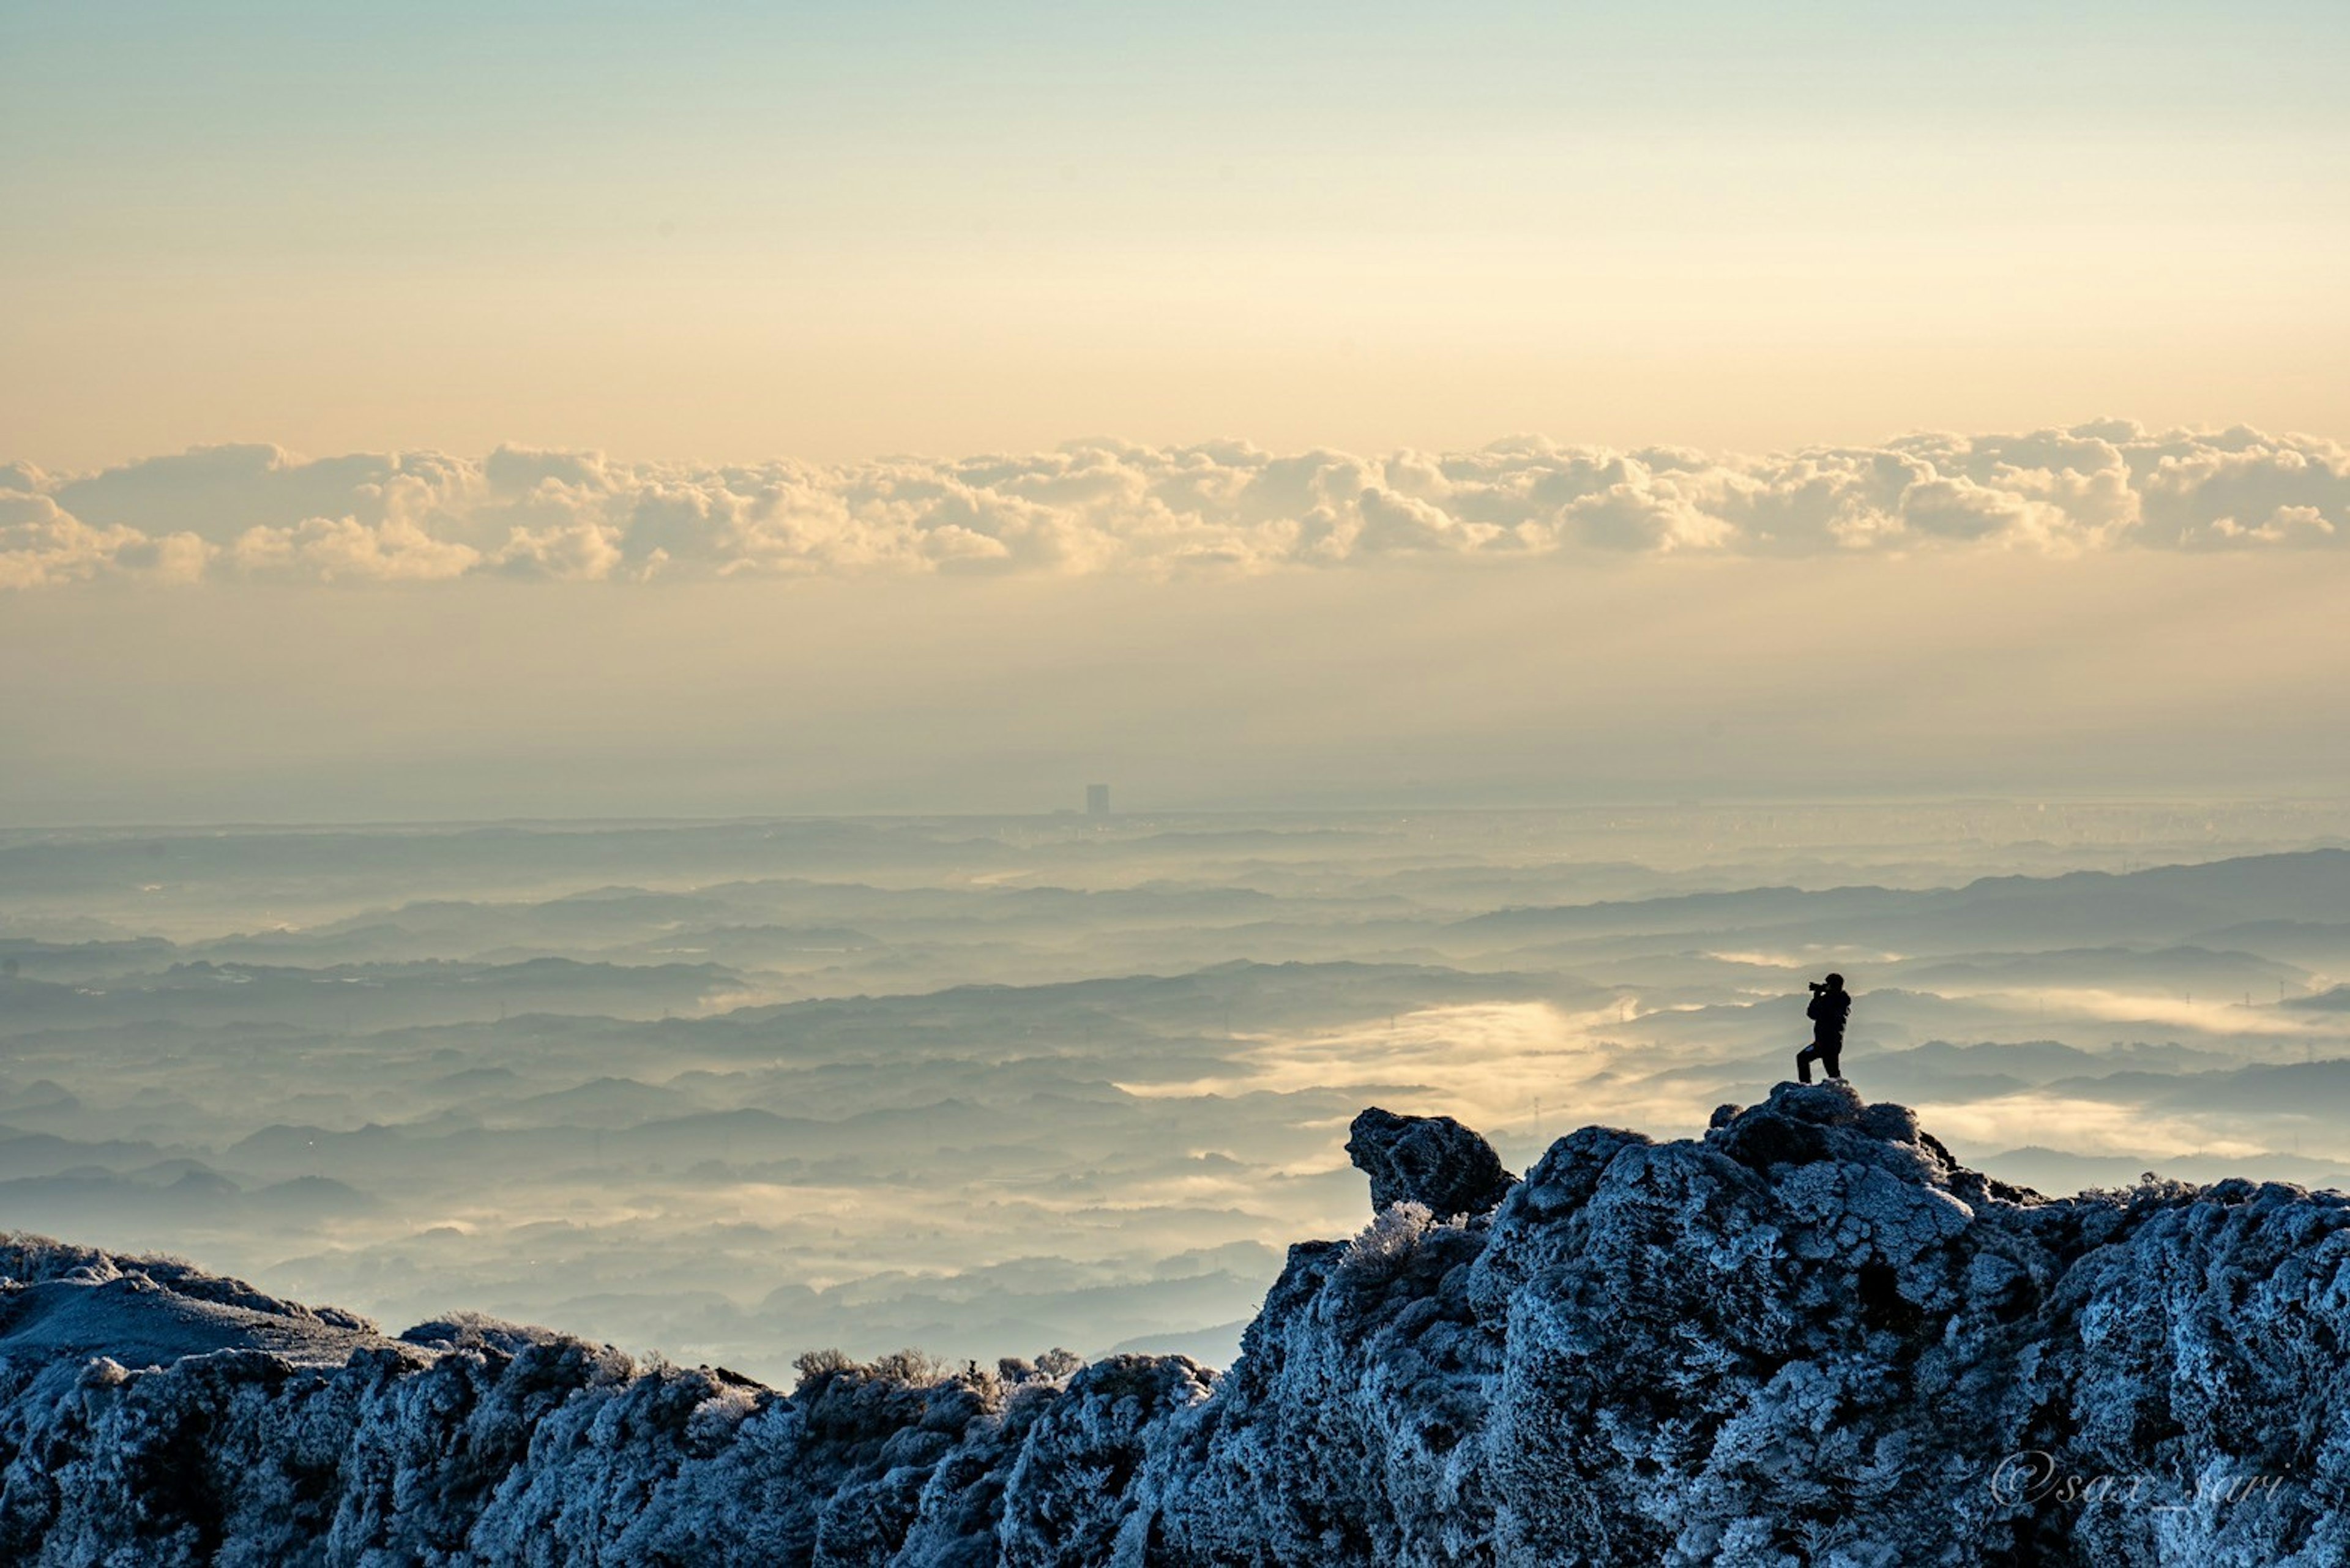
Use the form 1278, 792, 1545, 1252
7, 3, 2350, 822
9, 548, 2350, 822
6, 1, 2347, 468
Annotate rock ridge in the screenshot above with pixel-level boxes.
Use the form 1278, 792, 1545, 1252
1, 1084, 2344, 1564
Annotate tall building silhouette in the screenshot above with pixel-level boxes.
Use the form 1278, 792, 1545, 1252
1086, 784, 1111, 816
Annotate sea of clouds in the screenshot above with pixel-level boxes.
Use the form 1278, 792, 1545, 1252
4, 421, 2346, 589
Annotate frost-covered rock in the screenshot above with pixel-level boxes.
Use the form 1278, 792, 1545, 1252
4, 1086, 2349, 1564
1345, 1107, 1516, 1218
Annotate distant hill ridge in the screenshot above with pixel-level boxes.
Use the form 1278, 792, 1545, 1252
1461, 844, 2350, 942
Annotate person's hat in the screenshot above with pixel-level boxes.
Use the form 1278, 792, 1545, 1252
1824, 973, 1845, 988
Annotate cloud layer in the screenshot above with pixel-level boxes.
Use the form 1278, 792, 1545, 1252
6, 421, 2346, 588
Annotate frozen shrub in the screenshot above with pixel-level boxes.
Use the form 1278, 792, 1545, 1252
793, 1346, 859, 1389
1034, 1347, 1084, 1379
1340, 1200, 1438, 1281
870, 1347, 950, 1384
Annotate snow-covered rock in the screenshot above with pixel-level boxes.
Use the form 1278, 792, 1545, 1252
4, 1084, 2346, 1564
1345, 1107, 1516, 1220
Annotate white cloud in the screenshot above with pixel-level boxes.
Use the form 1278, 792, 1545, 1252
7, 421, 2348, 587
0, 493, 212, 588
231, 517, 482, 583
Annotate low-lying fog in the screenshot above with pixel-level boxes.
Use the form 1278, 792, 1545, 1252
6, 801, 2349, 1383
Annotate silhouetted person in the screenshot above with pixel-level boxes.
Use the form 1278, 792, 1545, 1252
1796, 973, 1851, 1084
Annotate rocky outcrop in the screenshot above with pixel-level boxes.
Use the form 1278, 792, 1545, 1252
4, 1083, 2348, 1564
1345, 1106, 1516, 1217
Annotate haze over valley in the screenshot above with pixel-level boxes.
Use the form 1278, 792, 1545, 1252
7, 800, 2348, 1383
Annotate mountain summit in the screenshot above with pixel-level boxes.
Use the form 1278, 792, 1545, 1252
2, 1085, 2343, 1564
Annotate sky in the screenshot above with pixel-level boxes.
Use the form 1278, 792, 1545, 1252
9, 540, 2350, 821
5, 1, 2347, 466
4, 2, 2349, 821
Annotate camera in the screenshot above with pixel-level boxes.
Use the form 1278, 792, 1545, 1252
1807, 980, 1827, 993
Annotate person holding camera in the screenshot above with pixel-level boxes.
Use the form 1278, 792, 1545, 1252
1796, 973, 1852, 1084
